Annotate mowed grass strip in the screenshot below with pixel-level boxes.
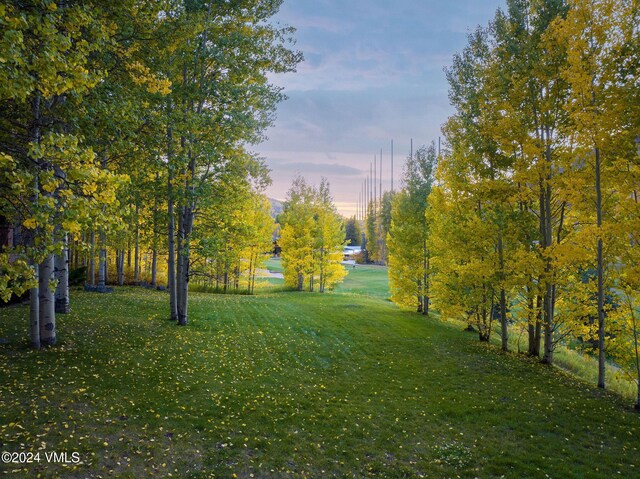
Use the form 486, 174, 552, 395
0, 286, 639, 478
334, 263, 390, 299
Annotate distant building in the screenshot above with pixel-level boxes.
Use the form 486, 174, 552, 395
343, 245, 361, 259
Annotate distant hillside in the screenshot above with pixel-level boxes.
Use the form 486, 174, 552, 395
269, 198, 284, 219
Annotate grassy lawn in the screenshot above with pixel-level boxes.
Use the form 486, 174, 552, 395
336, 264, 390, 300
334, 264, 390, 299
1, 280, 639, 478
259, 259, 390, 300
264, 257, 284, 273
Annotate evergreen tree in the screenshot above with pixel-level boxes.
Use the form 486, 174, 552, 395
344, 217, 362, 246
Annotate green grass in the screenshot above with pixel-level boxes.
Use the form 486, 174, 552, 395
500, 323, 638, 401
260, 258, 390, 299
264, 257, 284, 273
334, 264, 390, 299
1, 282, 640, 478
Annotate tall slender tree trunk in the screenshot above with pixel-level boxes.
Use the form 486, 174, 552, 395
319, 249, 325, 293
39, 254, 56, 346
425, 256, 430, 317
250, 252, 257, 294
134, 203, 140, 285
82, 234, 88, 268
117, 250, 125, 286
527, 288, 542, 357
479, 289, 489, 342
30, 258, 40, 349
595, 146, 606, 388
151, 248, 157, 288
247, 253, 254, 294
175, 69, 200, 325
527, 291, 535, 355
54, 233, 70, 313
28, 94, 42, 348
422, 240, 429, 317
541, 127, 555, 364
98, 233, 107, 291
177, 205, 193, 326
151, 172, 159, 288
535, 295, 542, 356
498, 232, 507, 351
116, 249, 120, 283
542, 235, 554, 363
176, 205, 185, 317
167, 134, 178, 320
89, 230, 96, 286
223, 260, 229, 293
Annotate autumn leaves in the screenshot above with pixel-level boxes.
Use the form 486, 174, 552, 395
388, 0, 640, 406
0, 2, 300, 336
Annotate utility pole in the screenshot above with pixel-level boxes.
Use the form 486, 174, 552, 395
373, 155, 377, 215
379, 148, 382, 206
364, 178, 367, 221
369, 163, 373, 208
365, 176, 369, 218
391, 139, 394, 194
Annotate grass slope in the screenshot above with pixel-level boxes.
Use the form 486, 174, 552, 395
334, 264, 390, 299
1, 282, 639, 478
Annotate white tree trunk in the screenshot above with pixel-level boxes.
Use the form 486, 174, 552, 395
595, 146, 606, 389
176, 206, 192, 326
151, 248, 157, 288
167, 172, 178, 320
98, 233, 107, 291
54, 234, 70, 313
541, 127, 556, 365
89, 230, 96, 286
176, 207, 185, 320
30, 260, 40, 349
117, 250, 125, 286
168, 205, 177, 319
134, 204, 140, 285
28, 94, 41, 349
39, 254, 56, 346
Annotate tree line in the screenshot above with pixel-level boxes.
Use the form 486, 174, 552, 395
388, 0, 640, 406
0, 0, 301, 346
278, 176, 347, 292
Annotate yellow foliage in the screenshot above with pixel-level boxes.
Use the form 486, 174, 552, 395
22, 217, 37, 229
42, 180, 58, 193
126, 61, 172, 95
0, 153, 14, 168
62, 219, 82, 237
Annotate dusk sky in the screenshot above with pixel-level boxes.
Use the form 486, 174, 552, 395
257, 0, 506, 215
